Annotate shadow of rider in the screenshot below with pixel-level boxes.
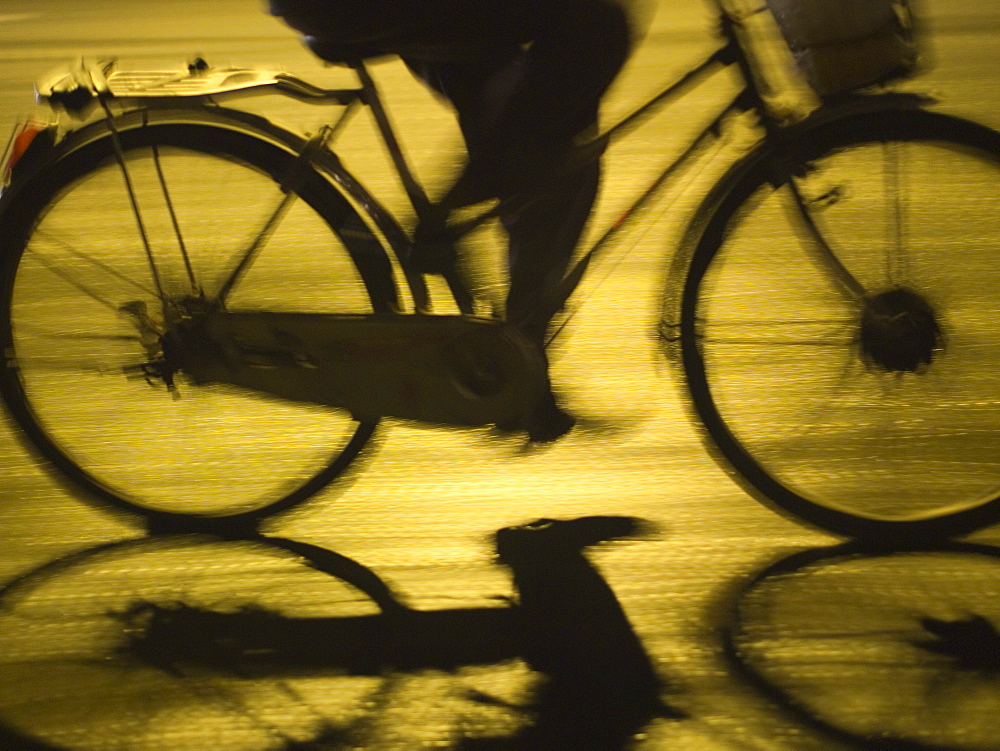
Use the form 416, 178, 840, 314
471, 515, 684, 749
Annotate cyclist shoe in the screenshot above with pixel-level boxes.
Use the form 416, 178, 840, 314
525, 390, 576, 443
493, 389, 575, 443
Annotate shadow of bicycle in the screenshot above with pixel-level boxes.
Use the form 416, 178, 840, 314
0, 517, 682, 750
720, 540, 1000, 751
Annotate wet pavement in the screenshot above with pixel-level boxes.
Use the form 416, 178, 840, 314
1, 0, 1000, 748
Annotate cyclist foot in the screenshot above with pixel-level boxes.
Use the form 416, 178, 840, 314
492, 391, 575, 443
526, 391, 576, 443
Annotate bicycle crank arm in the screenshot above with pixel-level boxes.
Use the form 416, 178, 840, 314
169, 312, 547, 427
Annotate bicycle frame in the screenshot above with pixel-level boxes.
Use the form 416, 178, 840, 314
14, 4, 915, 330
341, 10, 770, 323
326, 6, 904, 336
5, 3, 930, 429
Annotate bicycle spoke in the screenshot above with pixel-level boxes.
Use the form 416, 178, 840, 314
11, 357, 150, 375
698, 317, 854, 347
103, 115, 169, 300
10, 324, 143, 343
32, 230, 158, 298
884, 140, 910, 284
151, 143, 200, 295
217, 189, 298, 305
24, 242, 153, 314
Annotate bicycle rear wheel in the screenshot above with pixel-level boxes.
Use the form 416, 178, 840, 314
0, 118, 398, 526
678, 108, 1000, 541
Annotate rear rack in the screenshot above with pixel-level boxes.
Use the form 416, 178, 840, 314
36, 57, 362, 114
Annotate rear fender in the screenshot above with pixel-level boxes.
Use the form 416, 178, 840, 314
0, 106, 416, 308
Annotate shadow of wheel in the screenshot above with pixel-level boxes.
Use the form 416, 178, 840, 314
0, 534, 404, 750
723, 542, 1000, 750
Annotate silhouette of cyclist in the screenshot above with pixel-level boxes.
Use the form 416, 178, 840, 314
269, 0, 637, 441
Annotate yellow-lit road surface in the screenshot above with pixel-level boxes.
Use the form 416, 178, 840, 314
1, 1, 1000, 748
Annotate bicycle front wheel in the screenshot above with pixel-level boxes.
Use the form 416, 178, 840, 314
0, 117, 398, 526
678, 108, 1000, 541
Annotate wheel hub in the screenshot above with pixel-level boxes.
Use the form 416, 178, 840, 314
859, 287, 942, 372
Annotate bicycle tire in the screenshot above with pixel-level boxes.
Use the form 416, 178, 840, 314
676, 106, 1000, 542
0, 533, 403, 750
0, 113, 399, 529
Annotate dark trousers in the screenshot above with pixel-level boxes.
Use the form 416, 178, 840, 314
270, 0, 632, 340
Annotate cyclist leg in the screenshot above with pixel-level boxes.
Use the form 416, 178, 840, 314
270, 0, 632, 441
502, 165, 601, 442
271, 0, 631, 199
406, 5, 630, 441
406, 0, 631, 344
434, 0, 633, 206
410, 57, 604, 440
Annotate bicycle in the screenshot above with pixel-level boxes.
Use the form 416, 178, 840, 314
1, 0, 999, 542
